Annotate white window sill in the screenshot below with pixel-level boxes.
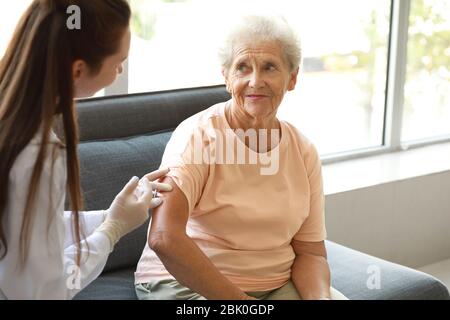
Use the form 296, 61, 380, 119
322, 142, 450, 195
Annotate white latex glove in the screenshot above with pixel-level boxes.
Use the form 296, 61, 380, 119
95, 168, 172, 249
134, 168, 173, 198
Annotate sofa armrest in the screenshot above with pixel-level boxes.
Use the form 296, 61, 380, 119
326, 240, 450, 300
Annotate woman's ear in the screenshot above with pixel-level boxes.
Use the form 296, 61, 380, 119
222, 69, 231, 93
72, 60, 90, 98
287, 67, 300, 91
72, 60, 86, 81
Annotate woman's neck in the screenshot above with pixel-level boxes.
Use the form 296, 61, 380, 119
225, 101, 280, 132
225, 101, 281, 152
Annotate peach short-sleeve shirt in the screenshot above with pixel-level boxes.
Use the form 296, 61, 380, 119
135, 101, 326, 292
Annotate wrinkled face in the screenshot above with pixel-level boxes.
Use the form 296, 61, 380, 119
224, 40, 298, 119
74, 28, 131, 98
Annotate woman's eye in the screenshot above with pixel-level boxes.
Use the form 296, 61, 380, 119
237, 64, 248, 72
265, 63, 276, 71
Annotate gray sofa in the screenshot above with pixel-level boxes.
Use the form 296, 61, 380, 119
72, 85, 450, 300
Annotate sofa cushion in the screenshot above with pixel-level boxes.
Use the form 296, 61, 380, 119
77, 85, 230, 142
78, 131, 172, 210
78, 131, 172, 272
75, 240, 450, 300
74, 268, 137, 300
326, 241, 449, 300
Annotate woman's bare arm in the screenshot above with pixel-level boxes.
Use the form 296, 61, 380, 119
148, 176, 253, 300
290, 240, 331, 300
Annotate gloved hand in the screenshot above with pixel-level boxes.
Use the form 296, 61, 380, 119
95, 168, 172, 250
134, 168, 173, 198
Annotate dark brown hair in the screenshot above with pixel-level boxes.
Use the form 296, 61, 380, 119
0, 0, 130, 266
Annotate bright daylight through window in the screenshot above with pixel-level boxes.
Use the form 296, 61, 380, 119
402, 0, 450, 142
128, 0, 391, 155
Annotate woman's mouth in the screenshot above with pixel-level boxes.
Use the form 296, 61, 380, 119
246, 95, 268, 101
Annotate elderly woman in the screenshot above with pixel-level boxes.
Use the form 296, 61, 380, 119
134, 15, 347, 300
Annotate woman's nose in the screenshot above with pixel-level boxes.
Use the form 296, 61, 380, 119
248, 71, 264, 88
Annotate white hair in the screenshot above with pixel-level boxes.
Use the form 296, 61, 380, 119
219, 15, 302, 74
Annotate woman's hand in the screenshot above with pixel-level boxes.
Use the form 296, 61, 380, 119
96, 168, 172, 248
143, 168, 173, 192
135, 168, 173, 199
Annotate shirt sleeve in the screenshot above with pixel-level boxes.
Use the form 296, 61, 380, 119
293, 136, 327, 242
0, 143, 110, 300
160, 120, 209, 214
63, 210, 106, 249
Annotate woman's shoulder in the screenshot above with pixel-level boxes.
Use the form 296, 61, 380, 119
176, 102, 226, 131
170, 102, 226, 143
163, 102, 226, 158
11, 131, 66, 181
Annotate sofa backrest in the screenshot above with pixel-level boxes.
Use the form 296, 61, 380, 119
75, 85, 230, 272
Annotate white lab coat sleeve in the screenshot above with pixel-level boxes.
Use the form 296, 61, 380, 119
63, 210, 107, 249
0, 143, 111, 300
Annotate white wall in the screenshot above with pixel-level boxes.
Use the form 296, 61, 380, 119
325, 170, 450, 268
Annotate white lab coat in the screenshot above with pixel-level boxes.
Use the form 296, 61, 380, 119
0, 130, 111, 299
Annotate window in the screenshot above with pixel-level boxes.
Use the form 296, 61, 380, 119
402, 0, 450, 142
128, 0, 391, 155
276, 1, 391, 155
